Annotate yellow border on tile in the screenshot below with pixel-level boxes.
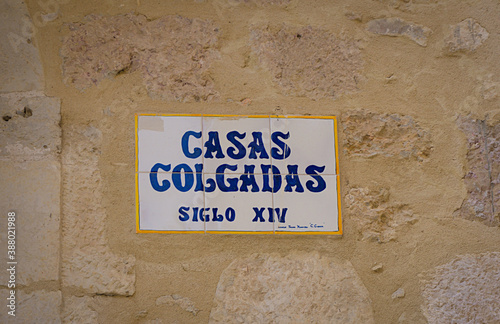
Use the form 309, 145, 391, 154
135, 114, 140, 233
135, 113, 342, 235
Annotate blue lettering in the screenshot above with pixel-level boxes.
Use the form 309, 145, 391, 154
274, 208, 287, 223
205, 176, 216, 193
284, 165, 304, 192
216, 164, 238, 192
267, 207, 274, 222
212, 208, 223, 222
305, 165, 326, 193
252, 207, 266, 222
178, 207, 237, 222
200, 208, 210, 222
179, 206, 190, 221
204, 131, 225, 159
268, 208, 288, 223
194, 164, 204, 192
271, 131, 291, 160
172, 164, 194, 192
192, 207, 199, 222
225, 208, 236, 222
181, 131, 202, 159
226, 131, 246, 159
150, 163, 171, 192
260, 165, 281, 192
239, 165, 260, 192
248, 132, 269, 159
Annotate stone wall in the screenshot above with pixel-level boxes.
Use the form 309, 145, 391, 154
0, 0, 499, 323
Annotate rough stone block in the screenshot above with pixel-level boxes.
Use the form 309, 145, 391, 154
342, 110, 432, 161
61, 126, 135, 296
0, 289, 62, 323
0, 1, 44, 92
455, 116, 499, 226
62, 296, 99, 324
344, 187, 416, 243
209, 252, 374, 323
61, 14, 220, 102
420, 252, 500, 323
156, 295, 199, 315
250, 25, 363, 100
0, 94, 61, 161
366, 18, 431, 47
445, 18, 489, 53
382, 0, 439, 13
235, 0, 291, 6
63, 246, 135, 296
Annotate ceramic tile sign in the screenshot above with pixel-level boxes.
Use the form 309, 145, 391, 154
135, 114, 342, 235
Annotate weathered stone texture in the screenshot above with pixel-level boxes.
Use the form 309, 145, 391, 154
382, 0, 439, 13
236, 0, 291, 6
345, 187, 416, 243
445, 18, 489, 53
156, 295, 199, 315
420, 252, 500, 324
0, 94, 61, 285
146, 319, 163, 324
392, 288, 405, 299
61, 14, 220, 102
0, 94, 61, 161
209, 253, 374, 323
0, 289, 62, 323
62, 126, 135, 295
251, 26, 363, 100
0, 1, 44, 92
479, 74, 498, 100
342, 110, 432, 161
455, 116, 499, 226
62, 296, 99, 324
366, 18, 431, 47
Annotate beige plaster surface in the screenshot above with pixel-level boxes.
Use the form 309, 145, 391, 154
0, 0, 498, 322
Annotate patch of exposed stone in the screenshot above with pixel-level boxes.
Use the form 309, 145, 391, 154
156, 295, 199, 315
61, 14, 220, 102
383, 0, 439, 13
455, 116, 499, 226
345, 187, 416, 243
61, 125, 135, 295
62, 296, 98, 324
478, 74, 498, 100
250, 25, 363, 100
420, 252, 500, 323
231, 0, 291, 5
342, 110, 432, 161
209, 252, 375, 323
366, 18, 431, 47
445, 18, 489, 53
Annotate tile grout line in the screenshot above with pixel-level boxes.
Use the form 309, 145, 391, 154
268, 115, 275, 234
202, 115, 206, 234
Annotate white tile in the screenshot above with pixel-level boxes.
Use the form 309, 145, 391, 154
270, 117, 338, 175
138, 172, 205, 232
204, 173, 274, 233
137, 115, 203, 173
202, 116, 272, 174
273, 175, 340, 233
